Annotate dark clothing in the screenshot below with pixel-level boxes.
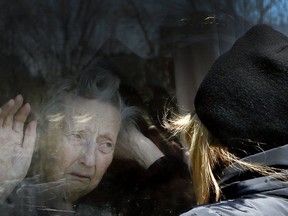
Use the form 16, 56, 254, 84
78, 156, 194, 216
181, 144, 288, 216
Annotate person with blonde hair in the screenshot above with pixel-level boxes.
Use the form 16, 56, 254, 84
167, 24, 288, 215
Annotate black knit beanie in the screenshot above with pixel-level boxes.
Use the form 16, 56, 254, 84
195, 24, 288, 154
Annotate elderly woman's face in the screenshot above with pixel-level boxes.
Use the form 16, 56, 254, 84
41, 96, 121, 202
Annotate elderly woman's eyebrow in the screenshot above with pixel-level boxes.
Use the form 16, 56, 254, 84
97, 134, 114, 143
64, 130, 85, 136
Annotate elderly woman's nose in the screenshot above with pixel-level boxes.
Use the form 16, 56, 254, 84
79, 139, 97, 167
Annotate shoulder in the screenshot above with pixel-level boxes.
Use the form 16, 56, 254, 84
181, 194, 288, 216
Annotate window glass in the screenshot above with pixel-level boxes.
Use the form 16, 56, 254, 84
0, 1, 287, 215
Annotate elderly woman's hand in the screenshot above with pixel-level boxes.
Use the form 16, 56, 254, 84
115, 125, 164, 169
0, 95, 37, 200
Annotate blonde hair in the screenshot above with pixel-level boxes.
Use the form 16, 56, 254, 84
165, 113, 287, 205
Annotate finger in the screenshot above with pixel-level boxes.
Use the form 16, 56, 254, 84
170, 140, 185, 160
0, 99, 15, 126
13, 103, 31, 133
147, 126, 165, 148
22, 121, 37, 156
4, 95, 24, 127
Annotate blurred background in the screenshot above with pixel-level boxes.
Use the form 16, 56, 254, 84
0, 0, 287, 114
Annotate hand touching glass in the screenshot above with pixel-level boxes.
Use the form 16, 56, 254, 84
0, 95, 37, 201
115, 125, 164, 169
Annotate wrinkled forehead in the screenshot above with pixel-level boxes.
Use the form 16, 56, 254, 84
49, 94, 121, 139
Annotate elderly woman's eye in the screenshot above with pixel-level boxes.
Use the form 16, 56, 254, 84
98, 142, 114, 154
71, 133, 81, 138
65, 132, 85, 144
69, 133, 81, 139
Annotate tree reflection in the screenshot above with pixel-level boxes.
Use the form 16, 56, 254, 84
0, 1, 287, 213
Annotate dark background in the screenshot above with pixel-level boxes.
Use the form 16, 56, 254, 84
1, 0, 287, 114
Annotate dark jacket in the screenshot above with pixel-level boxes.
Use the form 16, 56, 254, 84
78, 156, 195, 216
181, 144, 288, 216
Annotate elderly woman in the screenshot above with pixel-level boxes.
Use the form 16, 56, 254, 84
1, 67, 184, 215
0, 68, 129, 213
0, 68, 125, 213
168, 24, 288, 215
